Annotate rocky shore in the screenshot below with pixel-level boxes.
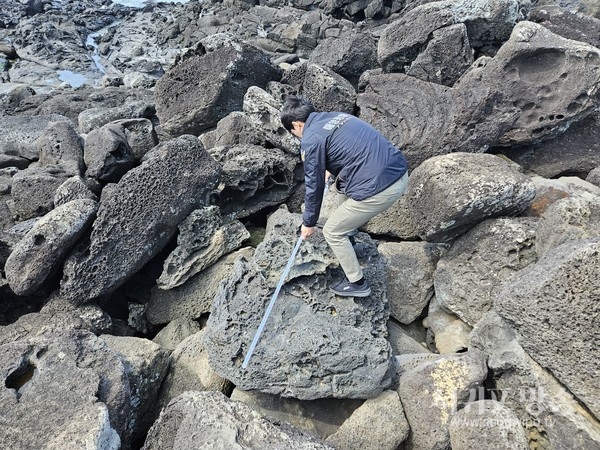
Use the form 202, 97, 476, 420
1, 0, 600, 449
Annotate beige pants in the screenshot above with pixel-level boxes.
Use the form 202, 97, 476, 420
323, 172, 409, 282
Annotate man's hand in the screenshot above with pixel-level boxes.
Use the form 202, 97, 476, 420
301, 225, 316, 240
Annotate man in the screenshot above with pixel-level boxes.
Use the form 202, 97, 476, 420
280, 95, 408, 297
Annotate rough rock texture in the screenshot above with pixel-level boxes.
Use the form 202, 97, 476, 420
205, 207, 394, 400
154, 34, 281, 137
434, 217, 538, 326
36, 121, 85, 176
0, 329, 130, 449
209, 144, 300, 220
100, 335, 171, 446
398, 350, 488, 450
9, 166, 71, 221
378, 0, 529, 72
307, 31, 378, 87
386, 320, 430, 355
231, 389, 363, 439
54, 176, 98, 207
302, 63, 357, 114
84, 123, 137, 183
588, 166, 600, 187
535, 189, 600, 256
449, 400, 530, 450
325, 390, 410, 450
156, 329, 232, 412
142, 391, 334, 450
157, 206, 250, 290
406, 23, 474, 87
455, 21, 600, 146
59, 135, 221, 304
77, 101, 156, 135
494, 238, 600, 419
5, 199, 97, 296
422, 297, 472, 354
471, 311, 600, 449
360, 193, 418, 239
378, 241, 446, 324
147, 247, 254, 326
406, 152, 536, 242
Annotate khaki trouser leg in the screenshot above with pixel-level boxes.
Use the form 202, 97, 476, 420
323, 172, 408, 283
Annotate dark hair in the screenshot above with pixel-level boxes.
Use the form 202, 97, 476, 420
280, 95, 316, 132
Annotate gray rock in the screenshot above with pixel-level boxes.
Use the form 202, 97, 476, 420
434, 217, 538, 326
84, 123, 138, 183
59, 135, 221, 304
378, 0, 528, 72
406, 152, 536, 242
530, 6, 600, 48
307, 31, 378, 87
587, 166, 600, 188
470, 311, 600, 449
100, 335, 171, 445
110, 118, 158, 160
0, 114, 72, 161
54, 176, 98, 207
406, 23, 474, 87
5, 199, 97, 296
157, 206, 250, 289
0, 329, 131, 448
200, 111, 260, 150
209, 144, 299, 220
0, 83, 35, 113
205, 207, 394, 400
325, 390, 409, 450
302, 63, 357, 114
398, 350, 488, 450
455, 21, 600, 147
535, 190, 600, 257
156, 329, 233, 412
154, 34, 281, 137
422, 297, 472, 354
9, 165, 71, 220
378, 241, 446, 324
152, 318, 202, 351
449, 400, 529, 450
142, 391, 334, 450
386, 320, 430, 355
495, 238, 600, 419
35, 120, 85, 176
147, 247, 254, 326
78, 101, 156, 135
231, 388, 363, 439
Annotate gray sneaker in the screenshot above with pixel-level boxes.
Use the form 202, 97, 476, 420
330, 279, 371, 297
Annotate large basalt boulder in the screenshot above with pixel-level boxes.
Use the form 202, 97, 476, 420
205, 208, 394, 400
78, 101, 156, 135
5, 199, 97, 296
398, 350, 488, 450
434, 217, 538, 326
378, 0, 529, 72
455, 21, 600, 146
302, 63, 357, 114
154, 34, 281, 137
307, 31, 378, 87
9, 166, 71, 221
84, 123, 137, 184
405, 23, 474, 87
142, 391, 334, 450
471, 311, 600, 449
530, 6, 600, 48
209, 144, 300, 220
406, 152, 536, 242
357, 72, 519, 170
0, 329, 131, 449
35, 121, 85, 176
59, 135, 221, 304
495, 238, 600, 419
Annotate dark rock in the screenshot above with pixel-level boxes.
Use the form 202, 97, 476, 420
84, 123, 137, 184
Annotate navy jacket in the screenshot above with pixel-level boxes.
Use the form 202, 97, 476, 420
301, 112, 408, 227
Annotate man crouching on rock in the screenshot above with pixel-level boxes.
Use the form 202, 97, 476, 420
280, 95, 409, 297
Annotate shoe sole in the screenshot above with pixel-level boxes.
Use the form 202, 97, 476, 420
330, 287, 372, 298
